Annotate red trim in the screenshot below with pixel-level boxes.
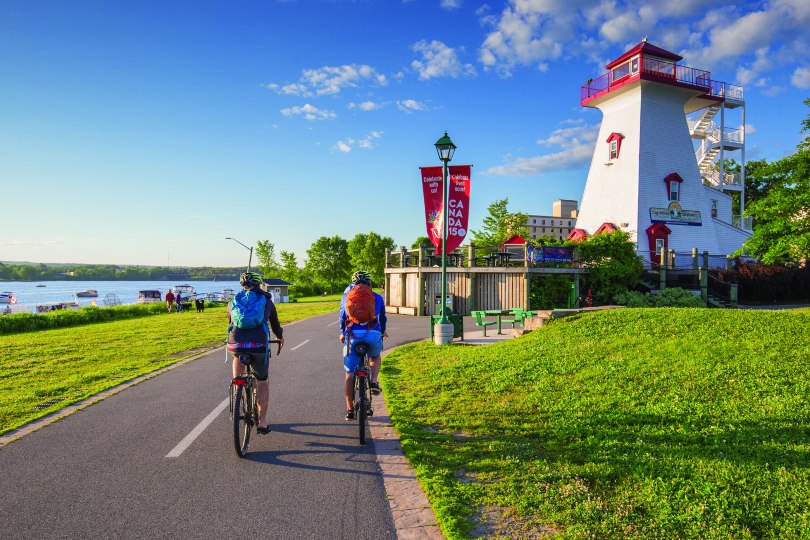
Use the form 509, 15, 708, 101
664, 173, 684, 201
566, 228, 588, 242
581, 72, 713, 108
606, 132, 624, 160
645, 223, 671, 267
501, 234, 528, 246
606, 42, 682, 70
594, 222, 618, 235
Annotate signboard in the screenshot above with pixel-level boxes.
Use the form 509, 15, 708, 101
526, 245, 572, 263
650, 202, 702, 226
420, 165, 471, 254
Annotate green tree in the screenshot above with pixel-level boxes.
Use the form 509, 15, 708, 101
255, 240, 279, 279
347, 232, 396, 286
471, 198, 530, 247
279, 250, 299, 285
411, 236, 431, 249
19, 265, 37, 281
305, 236, 350, 294
576, 230, 644, 295
738, 98, 810, 264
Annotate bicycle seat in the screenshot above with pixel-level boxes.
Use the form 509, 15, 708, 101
354, 342, 369, 357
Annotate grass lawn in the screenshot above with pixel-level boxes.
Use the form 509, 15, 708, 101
381, 308, 810, 539
0, 300, 339, 434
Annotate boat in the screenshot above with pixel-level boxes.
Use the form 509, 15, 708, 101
0, 292, 13, 304
35, 301, 80, 313
76, 289, 98, 297
171, 284, 197, 303
222, 288, 235, 301
136, 290, 162, 304
36, 284, 46, 287
202, 292, 227, 303
103, 293, 122, 307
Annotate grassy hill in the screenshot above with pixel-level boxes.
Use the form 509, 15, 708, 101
382, 308, 810, 539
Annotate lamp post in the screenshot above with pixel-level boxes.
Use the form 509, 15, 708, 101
434, 131, 456, 331
226, 237, 253, 272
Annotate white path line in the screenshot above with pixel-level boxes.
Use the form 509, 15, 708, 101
290, 340, 310, 351
165, 398, 229, 458
327, 320, 339, 327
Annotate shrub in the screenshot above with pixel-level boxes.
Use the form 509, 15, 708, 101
716, 259, 810, 303
530, 274, 573, 310
0, 303, 178, 335
575, 230, 644, 295
611, 287, 705, 308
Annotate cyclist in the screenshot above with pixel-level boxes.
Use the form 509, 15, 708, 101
228, 271, 284, 434
339, 270, 388, 420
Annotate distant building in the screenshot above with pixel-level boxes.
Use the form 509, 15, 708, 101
261, 278, 291, 303
525, 199, 578, 242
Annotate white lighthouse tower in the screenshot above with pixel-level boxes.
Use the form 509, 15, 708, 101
573, 40, 752, 265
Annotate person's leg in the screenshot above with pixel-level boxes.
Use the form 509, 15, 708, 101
369, 354, 382, 385
231, 355, 246, 379
344, 372, 354, 411
257, 380, 269, 428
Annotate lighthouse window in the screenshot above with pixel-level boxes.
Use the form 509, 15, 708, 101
610, 140, 618, 160
631, 58, 639, 73
612, 62, 630, 81
670, 181, 680, 201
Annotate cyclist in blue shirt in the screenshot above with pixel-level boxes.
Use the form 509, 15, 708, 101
339, 270, 387, 420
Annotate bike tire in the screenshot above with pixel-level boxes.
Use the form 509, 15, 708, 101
358, 375, 367, 445
233, 385, 251, 457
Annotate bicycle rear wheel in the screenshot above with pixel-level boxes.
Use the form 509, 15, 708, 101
357, 376, 367, 445
233, 385, 251, 457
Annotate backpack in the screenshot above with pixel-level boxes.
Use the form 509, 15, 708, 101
345, 284, 378, 327
230, 290, 267, 331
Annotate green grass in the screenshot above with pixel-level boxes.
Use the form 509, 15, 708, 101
381, 308, 810, 539
0, 300, 339, 435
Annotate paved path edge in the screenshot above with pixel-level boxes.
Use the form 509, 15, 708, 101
371, 348, 447, 540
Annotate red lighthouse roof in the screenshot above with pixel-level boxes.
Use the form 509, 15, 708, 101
605, 41, 682, 70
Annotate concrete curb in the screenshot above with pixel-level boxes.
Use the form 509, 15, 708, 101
370, 350, 446, 540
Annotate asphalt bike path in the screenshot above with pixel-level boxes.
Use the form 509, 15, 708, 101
0, 311, 429, 540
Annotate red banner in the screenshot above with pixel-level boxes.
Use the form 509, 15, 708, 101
420, 165, 471, 255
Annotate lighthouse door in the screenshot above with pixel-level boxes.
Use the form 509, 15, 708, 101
645, 223, 672, 268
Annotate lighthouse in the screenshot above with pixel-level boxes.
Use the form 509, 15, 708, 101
573, 39, 751, 265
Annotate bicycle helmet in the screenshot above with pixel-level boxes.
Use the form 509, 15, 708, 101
351, 270, 372, 285
240, 271, 263, 288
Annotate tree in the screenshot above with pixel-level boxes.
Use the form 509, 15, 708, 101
305, 236, 351, 294
471, 198, 530, 247
738, 98, 810, 264
347, 232, 396, 286
576, 230, 644, 295
411, 236, 431, 249
721, 158, 780, 216
279, 250, 299, 285
255, 240, 279, 279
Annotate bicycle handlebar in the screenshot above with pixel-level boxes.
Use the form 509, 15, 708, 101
269, 339, 282, 356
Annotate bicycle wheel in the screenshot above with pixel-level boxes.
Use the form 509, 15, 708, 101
233, 384, 251, 457
358, 375, 367, 445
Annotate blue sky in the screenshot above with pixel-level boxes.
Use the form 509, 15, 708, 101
2, 0, 809, 267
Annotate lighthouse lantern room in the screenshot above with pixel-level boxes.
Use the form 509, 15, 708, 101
574, 39, 751, 264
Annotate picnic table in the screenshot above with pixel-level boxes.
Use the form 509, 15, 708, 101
471, 309, 522, 336
424, 253, 464, 267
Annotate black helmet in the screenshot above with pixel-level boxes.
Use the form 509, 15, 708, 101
240, 272, 263, 288
352, 270, 372, 285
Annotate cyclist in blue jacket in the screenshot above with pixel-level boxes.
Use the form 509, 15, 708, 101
339, 270, 387, 420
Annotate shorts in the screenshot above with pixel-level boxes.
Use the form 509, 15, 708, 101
229, 347, 269, 381
343, 330, 382, 373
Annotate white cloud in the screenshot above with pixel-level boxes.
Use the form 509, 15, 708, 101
411, 40, 476, 80
761, 85, 785, 97
441, 0, 462, 9
359, 101, 385, 111
485, 123, 599, 177
331, 132, 383, 153
744, 123, 758, 134
280, 104, 336, 121
792, 66, 810, 88
397, 100, 429, 113
300, 64, 388, 96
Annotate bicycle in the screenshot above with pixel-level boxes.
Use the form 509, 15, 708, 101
351, 341, 374, 445
230, 340, 281, 458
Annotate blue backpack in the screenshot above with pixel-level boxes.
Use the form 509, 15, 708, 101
230, 290, 267, 332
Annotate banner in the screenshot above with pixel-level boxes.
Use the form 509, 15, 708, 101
420, 167, 444, 250
526, 245, 572, 263
420, 165, 471, 254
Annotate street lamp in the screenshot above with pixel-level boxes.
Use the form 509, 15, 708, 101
434, 131, 456, 327
226, 237, 253, 272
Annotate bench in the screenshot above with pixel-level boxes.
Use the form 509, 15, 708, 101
471, 311, 498, 336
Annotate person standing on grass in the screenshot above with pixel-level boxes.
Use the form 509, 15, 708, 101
176, 292, 182, 313
165, 289, 175, 313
